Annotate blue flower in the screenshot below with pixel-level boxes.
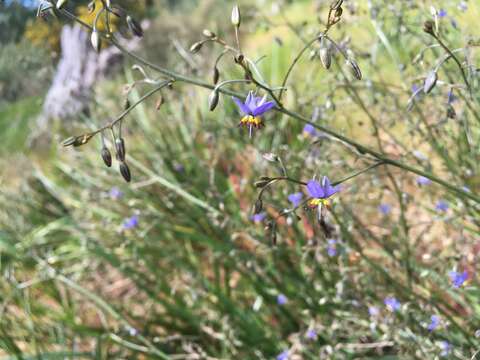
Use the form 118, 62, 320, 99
435, 200, 449, 212
307, 176, 341, 209
306, 329, 317, 340
277, 294, 288, 305
378, 203, 391, 215
327, 239, 337, 257
276, 350, 289, 360
232, 91, 275, 137
303, 124, 317, 137
417, 176, 432, 186
427, 315, 441, 331
123, 215, 139, 230
447, 89, 456, 104
251, 212, 266, 223
288, 192, 303, 207
449, 270, 468, 288
438, 8, 447, 18
109, 186, 123, 200
384, 297, 401, 312
440, 341, 451, 357
368, 306, 379, 317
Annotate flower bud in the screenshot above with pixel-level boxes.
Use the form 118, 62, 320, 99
56, 0, 67, 9
319, 38, 331, 69
208, 90, 219, 111
423, 70, 437, 94
231, 5, 241, 27
87, 1, 95, 13
254, 179, 271, 188
330, 0, 343, 10
101, 146, 112, 167
212, 66, 220, 84
115, 138, 126, 161
124, 98, 130, 110
63, 133, 94, 147
423, 20, 435, 35
334, 6, 343, 18
189, 41, 203, 54
119, 162, 131, 182
254, 199, 263, 214
126, 15, 143, 37
203, 29, 216, 38
91, 30, 101, 52
347, 59, 362, 80
62, 136, 76, 147
109, 5, 126, 18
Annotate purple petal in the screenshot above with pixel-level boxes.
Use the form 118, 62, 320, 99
323, 184, 341, 198
307, 180, 324, 198
288, 192, 303, 207
252, 101, 276, 116
232, 97, 250, 115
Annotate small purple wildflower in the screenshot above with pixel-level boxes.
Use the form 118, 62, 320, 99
232, 91, 275, 137
109, 186, 123, 200
435, 200, 449, 212
306, 329, 317, 340
384, 297, 401, 312
251, 212, 266, 223
368, 306, 379, 317
288, 192, 303, 207
277, 294, 288, 305
327, 239, 337, 257
417, 176, 432, 186
378, 203, 391, 215
276, 350, 289, 360
427, 315, 441, 332
123, 215, 139, 230
449, 270, 468, 288
462, 186, 471, 193
306, 176, 341, 209
440, 341, 451, 357
458, 2, 467, 12
303, 124, 317, 137
447, 89, 456, 104
438, 8, 447, 18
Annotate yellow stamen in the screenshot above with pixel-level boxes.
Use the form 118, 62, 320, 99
239, 115, 263, 127
308, 198, 331, 208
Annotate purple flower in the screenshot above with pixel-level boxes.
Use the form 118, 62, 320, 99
288, 192, 303, 207
462, 186, 471, 193
458, 2, 467, 12
384, 297, 401, 312
306, 329, 317, 340
449, 270, 468, 288
123, 215, 139, 230
368, 306, 379, 317
251, 212, 266, 223
276, 350, 289, 360
277, 294, 288, 305
109, 186, 123, 200
438, 9, 447, 18
447, 89, 456, 104
232, 91, 275, 137
378, 203, 391, 215
417, 176, 432, 186
440, 341, 451, 357
306, 176, 341, 208
303, 124, 317, 137
427, 315, 441, 332
327, 239, 337, 257
435, 200, 449, 212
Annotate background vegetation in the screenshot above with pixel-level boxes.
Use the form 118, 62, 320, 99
0, 0, 479, 358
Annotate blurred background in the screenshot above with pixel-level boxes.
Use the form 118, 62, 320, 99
0, 0, 479, 358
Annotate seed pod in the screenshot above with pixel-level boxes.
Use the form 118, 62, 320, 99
212, 66, 220, 84
202, 29, 216, 38
423, 20, 435, 35
124, 98, 131, 110
119, 162, 131, 182
115, 138, 126, 161
347, 59, 362, 80
63, 133, 94, 147
91, 30, 101, 52
62, 136, 76, 147
334, 6, 343, 18
423, 70, 437, 94
126, 15, 143, 37
447, 105, 456, 119
155, 95, 164, 111
56, 0, 67, 9
208, 90, 219, 111
254, 179, 270, 188
109, 5, 126, 18
101, 146, 112, 167
330, 0, 343, 10
189, 41, 203, 54
254, 199, 263, 214
319, 38, 331, 69
231, 5, 241, 27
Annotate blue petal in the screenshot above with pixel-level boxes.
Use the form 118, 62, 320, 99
307, 180, 324, 198
232, 97, 250, 115
252, 101, 275, 116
